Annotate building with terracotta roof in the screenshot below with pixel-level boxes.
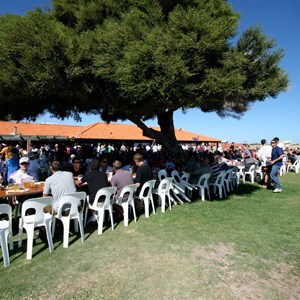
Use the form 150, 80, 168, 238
0, 120, 221, 146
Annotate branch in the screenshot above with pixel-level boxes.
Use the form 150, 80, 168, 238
128, 116, 164, 141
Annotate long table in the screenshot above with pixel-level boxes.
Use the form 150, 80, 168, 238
0, 184, 44, 199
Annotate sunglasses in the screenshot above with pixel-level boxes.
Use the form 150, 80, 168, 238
20, 162, 29, 165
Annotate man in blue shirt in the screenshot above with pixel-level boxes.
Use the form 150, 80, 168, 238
270, 138, 285, 193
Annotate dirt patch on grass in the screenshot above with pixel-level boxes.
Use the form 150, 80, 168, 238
192, 243, 300, 299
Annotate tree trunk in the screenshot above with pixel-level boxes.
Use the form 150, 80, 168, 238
129, 110, 183, 159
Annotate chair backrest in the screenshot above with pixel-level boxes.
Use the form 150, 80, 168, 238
158, 169, 168, 182
119, 184, 137, 204
158, 178, 172, 194
181, 173, 190, 183
197, 173, 211, 187
0, 204, 13, 232
139, 179, 156, 200
171, 170, 181, 185
57, 192, 86, 218
21, 197, 54, 224
92, 187, 117, 209
70, 191, 87, 212
247, 164, 256, 173
224, 168, 233, 179
0, 204, 13, 221
215, 170, 226, 184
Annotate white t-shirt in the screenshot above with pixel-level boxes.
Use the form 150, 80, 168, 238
257, 145, 272, 166
9, 169, 34, 185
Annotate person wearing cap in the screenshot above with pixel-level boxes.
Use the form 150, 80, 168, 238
8, 156, 36, 184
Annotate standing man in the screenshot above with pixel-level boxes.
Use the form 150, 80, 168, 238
257, 139, 272, 188
241, 144, 255, 171
270, 138, 285, 193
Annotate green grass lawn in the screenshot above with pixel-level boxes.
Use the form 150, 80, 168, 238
1, 173, 299, 299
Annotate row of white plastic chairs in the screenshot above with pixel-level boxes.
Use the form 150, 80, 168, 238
0, 176, 181, 266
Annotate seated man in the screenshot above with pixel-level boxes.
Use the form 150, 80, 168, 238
9, 156, 36, 184
43, 161, 77, 214
78, 158, 110, 223
110, 160, 134, 218
133, 153, 153, 194
111, 160, 134, 199
67, 156, 85, 177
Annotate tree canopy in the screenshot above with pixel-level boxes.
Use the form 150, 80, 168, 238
0, 0, 288, 153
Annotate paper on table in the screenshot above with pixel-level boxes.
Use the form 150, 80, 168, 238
6, 188, 30, 193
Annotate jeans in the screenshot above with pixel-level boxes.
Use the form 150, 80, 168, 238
270, 164, 281, 189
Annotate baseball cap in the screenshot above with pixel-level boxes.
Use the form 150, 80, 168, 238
19, 157, 29, 164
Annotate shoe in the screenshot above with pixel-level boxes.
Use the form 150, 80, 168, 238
273, 188, 282, 193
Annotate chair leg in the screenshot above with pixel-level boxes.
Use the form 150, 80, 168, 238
25, 223, 35, 260
132, 203, 137, 223
144, 198, 149, 218
168, 195, 172, 210
150, 196, 156, 215
123, 203, 129, 226
97, 209, 104, 235
52, 217, 56, 238
0, 229, 10, 267
109, 206, 114, 231
84, 206, 88, 228
62, 217, 70, 248
18, 218, 23, 248
78, 214, 84, 243
160, 194, 166, 213
44, 217, 53, 254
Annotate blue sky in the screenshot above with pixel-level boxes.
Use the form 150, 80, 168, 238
0, 0, 299, 144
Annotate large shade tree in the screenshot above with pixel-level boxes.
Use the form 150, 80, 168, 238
0, 0, 288, 154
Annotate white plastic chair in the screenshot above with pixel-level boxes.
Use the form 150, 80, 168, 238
171, 170, 192, 202
279, 164, 286, 176
231, 167, 239, 189
255, 165, 264, 181
0, 204, 14, 267
139, 180, 156, 218
88, 187, 117, 234
194, 173, 211, 201
158, 169, 168, 182
209, 170, 227, 199
287, 160, 300, 173
224, 168, 234, 192
157, 178, 173, 213
236, 165, 245, 184
117, 184, 137, 227
18, 197, 54, 260
52, 192, 86, 248
245, 164, 256, 183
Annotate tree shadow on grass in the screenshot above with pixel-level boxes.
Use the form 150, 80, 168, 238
232, 183, 262, 196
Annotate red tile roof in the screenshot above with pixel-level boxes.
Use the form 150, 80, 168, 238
0, 120, 221, 143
